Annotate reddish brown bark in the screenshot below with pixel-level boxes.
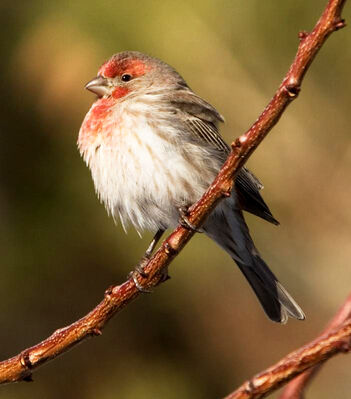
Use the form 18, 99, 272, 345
224, 293, 351, 399
279, 293, 351, 399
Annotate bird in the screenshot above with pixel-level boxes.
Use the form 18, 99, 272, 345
78, 51, 305, 323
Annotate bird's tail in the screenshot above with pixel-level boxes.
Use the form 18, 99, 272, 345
203, 199, 305, 323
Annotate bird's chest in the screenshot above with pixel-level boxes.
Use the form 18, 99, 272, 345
79, 100, 222, 231
79, 105, 192, 230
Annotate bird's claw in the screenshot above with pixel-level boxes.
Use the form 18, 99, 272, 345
129, 262, 171, 293
178, 207, 203, 233
135, 257, 150, 278
129, 269, 153, 293
128, 257, 153, 293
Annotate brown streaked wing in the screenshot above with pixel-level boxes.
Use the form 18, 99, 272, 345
170, 89, 279, 225
186, 117, 230, 153
169, 89, 228, 152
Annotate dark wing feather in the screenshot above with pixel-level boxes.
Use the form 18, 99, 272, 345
170, 90, 279, 225
236, 168, 279, 225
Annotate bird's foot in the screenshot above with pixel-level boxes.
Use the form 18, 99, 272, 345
135, 256, 149, 278
129, 257, 152, 293
178, 206, 203, 233
129, 258, 170, 293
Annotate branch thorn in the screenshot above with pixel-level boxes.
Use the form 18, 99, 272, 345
164, 242, 177, 255
20, 351, 32, 369
284, 83, 300, 98
245, 379, 255, 394
335, 18, 346, 30
298, 30, 309, 40
104, 285, 114, 297
340, 339, 351, 353
232, 137, 243, 150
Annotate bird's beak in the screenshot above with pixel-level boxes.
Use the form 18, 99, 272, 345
85, 76, 110, 97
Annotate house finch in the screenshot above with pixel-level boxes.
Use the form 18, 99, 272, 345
78, 51, 305, 323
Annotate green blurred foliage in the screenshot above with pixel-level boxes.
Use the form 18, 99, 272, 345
0, 1, 350, 398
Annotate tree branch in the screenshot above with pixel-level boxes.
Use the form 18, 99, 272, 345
224, 293, 351, 399
0, 0, 346, 385
278, 293, 351, 399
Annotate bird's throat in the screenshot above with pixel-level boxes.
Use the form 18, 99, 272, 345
78, 97, 116, 154
112, 87, 129, 99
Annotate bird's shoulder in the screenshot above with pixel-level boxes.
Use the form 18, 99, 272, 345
167, 89, 228, 152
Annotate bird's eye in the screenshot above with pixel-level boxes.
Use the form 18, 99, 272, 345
121, 74, 132, 82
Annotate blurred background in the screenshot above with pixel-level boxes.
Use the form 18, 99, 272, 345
1, 1, 350, 398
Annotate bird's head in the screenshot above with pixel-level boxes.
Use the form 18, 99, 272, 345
85, 51, 186, 100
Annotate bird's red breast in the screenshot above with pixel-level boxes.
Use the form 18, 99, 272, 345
78, 97, 117, 151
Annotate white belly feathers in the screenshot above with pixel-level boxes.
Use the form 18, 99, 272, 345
80, 100, 222, 233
